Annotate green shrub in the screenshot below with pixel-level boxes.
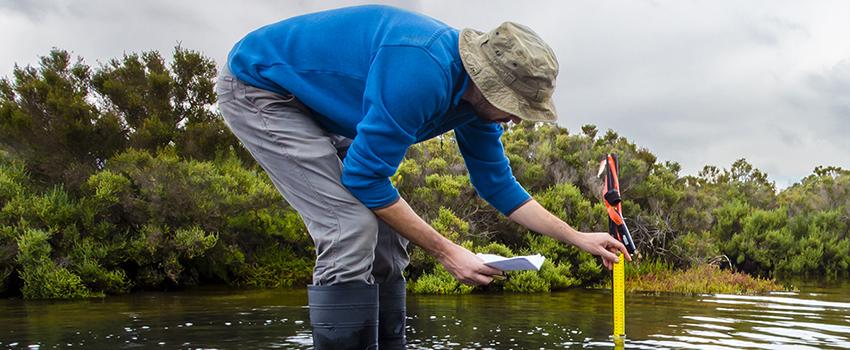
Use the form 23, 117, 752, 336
575, 257, 604, 284
69, 238, 132, 294
522, 233, 568, 263
520, 232, 604, 285
20, 263, 99, 299
16, 229, 97, 299
240, 246, 313, 288
0, 154, 28, 204
430, 207, 469, 242
504, 270, 550, 292
174, 226, 218, 258
535, 183, 600, 232
672, 231, 721, 266
125, 224, 217, 287
0, 225, 17, 294
497, 261, 581, 293
196, 242, 246, 285
539, 261, 580, 290
474, 242, 514, 257
2, 186, 78, 234
408, 266, 473, 294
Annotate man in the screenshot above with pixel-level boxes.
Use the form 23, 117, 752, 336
217, 5, 631, 349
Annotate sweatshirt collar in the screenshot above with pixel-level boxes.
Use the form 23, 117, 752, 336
452, 74, 470, 109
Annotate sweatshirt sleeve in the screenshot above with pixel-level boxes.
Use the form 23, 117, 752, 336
341, 46, 449, 208
455, 119, 531, 215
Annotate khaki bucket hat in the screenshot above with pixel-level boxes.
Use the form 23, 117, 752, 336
459, 22, 559, 122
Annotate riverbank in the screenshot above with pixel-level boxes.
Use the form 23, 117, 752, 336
405, 258, 787, 296
1, 265, 786, 300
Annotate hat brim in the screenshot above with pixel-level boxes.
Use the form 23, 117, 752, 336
458, 28, 558, 123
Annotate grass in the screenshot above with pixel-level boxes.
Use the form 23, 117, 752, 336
599, 260, 789, 295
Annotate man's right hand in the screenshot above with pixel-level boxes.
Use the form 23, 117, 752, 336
436, 243, 503, 286
373, 197, 501, 286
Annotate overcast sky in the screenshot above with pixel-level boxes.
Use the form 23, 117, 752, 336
2, 0, 848, 188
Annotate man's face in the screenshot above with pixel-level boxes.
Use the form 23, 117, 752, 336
472, 97, 522, 124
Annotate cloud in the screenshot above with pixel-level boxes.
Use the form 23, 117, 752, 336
778, 59, 850, 134
1, 0, 849, 188
0, 0, 60, 20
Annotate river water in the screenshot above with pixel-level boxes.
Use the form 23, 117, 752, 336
1, 281, 848, 349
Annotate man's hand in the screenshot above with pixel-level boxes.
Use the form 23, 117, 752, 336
436, 243, 503, 286
508, 199, 633, 270
373, 197, 501, 286
572, 231, 632, 270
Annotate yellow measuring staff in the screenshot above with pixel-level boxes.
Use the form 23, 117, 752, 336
612, 252, 625, 344
599, 153, 634, 346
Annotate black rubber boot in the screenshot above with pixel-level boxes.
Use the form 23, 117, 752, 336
308, 282, 378, 350
378, 279, 407, 349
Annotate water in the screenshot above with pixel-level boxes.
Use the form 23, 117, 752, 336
0, 281, 847, 349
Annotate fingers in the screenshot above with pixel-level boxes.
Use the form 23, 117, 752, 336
601, 236, 635, 270
599, 247, 620, 265
613, 239, 633, 261
453, 263, 503, 286
459, 272, 494, 286
462, 257, 502, 285
606, 236, 633, 262
442, 244, 505, 286
479, 264, 503, 276
468, 265, 502, 285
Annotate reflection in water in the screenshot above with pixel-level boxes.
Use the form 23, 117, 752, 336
629, 284, 850, 350
0, 281, 847, 349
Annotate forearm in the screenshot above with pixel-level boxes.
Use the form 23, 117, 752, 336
508, 199, 581, 245
373, 197, 453, 258
509, 199, 631, 268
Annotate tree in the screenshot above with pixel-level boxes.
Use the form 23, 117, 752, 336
0, 49, 126, 188
92, 45, 243, 161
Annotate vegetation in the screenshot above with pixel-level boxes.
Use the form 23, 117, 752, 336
596, 259, 786, 294
1, 48, 847, 298
624, 264, 786, 295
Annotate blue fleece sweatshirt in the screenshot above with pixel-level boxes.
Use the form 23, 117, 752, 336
227, 5, 530, 215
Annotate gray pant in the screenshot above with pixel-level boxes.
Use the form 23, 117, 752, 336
216, 67, 410, 286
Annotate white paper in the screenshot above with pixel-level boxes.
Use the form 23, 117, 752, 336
476, 253, 546, 271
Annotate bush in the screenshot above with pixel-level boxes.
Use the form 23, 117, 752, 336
501, 261, 581, 293
241, 246, 313, 288
535, 183, 600, 232
409, 266, 474, 294
504, 270, 550, 292
520, 232, 604, 285
126, 224, 218, 287
539, 261, 580, 290
16, 229, 97, 299
0, 153, 28, 204
69, 237, 132, 294
672, 231, 721, 266
474, 242, 514, 257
